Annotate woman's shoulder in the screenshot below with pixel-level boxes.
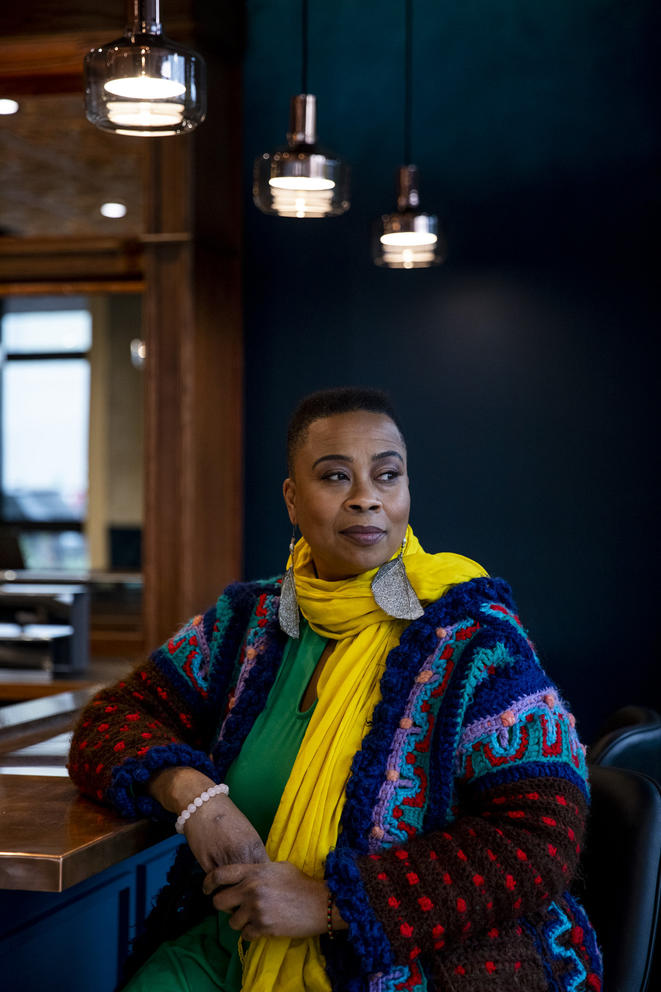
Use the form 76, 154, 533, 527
218, 573, 284, 603
200, 574, 285, 629
151, 576, 284, 669
424, 574, 519, 625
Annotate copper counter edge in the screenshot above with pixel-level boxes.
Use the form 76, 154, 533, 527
0, 819, 172, 893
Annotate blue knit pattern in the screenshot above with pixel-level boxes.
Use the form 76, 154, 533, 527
563, 892, 603, 982
543, 901, 587, 992
210, 582, 288, 777
456, 693, 587, 784
368, 967, 429, 992
465, 759, 589, 798
362, 619, 478, 852
108, 743, 216, 819
324, 847, 395, 976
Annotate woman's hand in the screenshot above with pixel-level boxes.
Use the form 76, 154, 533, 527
203, 861, 338, 940
148, 766, 267, 871
184, 796, 268, 872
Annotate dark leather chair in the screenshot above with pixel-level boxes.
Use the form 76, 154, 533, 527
588, 707, 661, 783
579, 765, 661, 992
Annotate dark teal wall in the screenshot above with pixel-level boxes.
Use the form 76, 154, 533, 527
240, 0, 659, 740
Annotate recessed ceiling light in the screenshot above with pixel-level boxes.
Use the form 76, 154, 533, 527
0, 99, 20, 116
100, 201, 127, 218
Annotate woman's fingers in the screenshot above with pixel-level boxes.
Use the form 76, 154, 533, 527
203, 861, 329, 938
228, 904, 253, 933
203, 862, 248, 896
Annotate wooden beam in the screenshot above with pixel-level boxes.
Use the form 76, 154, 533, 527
0, 237, 144, 286
0, 3, 196, 96
0, 281, 145, 297
1, 3, 193, 41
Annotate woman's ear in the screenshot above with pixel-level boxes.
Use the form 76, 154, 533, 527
282, 478, 297, 526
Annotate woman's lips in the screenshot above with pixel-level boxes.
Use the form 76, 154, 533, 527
340, 526, 386, 547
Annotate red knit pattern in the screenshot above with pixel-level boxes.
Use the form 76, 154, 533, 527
68, 659, 205, 802
360, 775, 588, 980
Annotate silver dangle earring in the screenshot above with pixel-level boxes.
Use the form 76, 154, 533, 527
371, 536, 424, 621
278, 527, 300, 638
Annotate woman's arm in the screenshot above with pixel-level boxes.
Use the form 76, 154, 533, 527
350, 767, 586, 963
149, 766, 267, 869
68, 588, 257, 818
67, 651, 217, 816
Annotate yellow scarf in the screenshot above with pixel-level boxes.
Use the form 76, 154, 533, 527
240, 527, 486, 990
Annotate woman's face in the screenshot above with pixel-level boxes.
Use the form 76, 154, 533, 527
282, 411, 410, 580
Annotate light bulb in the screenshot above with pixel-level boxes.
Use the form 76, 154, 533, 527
106, 100, 184, 128
104, 75, 186, 99
380, 231, 438, 247
100, 202, 128, 218
268, 177, 335, 191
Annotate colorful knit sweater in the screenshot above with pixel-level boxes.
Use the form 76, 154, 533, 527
68, 576, 602, 992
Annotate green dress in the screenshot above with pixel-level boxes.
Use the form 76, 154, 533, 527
125, 621, 326, 992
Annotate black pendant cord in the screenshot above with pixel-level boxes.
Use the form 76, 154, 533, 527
301, 0, 309, 94
404, 0, 413, 165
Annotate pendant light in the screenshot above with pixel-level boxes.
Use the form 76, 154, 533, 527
84, 0, 206, 137
374, 0, 445, 268
253, 0, 350, 218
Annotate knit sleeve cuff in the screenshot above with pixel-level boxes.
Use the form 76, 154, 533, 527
107, 743, 217, 819
325, 846, 396, 975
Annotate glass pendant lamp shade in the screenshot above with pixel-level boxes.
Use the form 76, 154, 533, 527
373, 1, 445, 269
374, 165, 445, 269
253, 95, 350, 217
84, 0, 206, 136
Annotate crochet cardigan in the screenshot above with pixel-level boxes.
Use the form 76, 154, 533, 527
68, 576, 602, 992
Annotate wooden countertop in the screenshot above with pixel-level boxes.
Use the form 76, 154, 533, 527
0, 683, 168, 893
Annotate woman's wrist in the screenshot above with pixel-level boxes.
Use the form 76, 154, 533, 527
148, 766, 221, 816
175, 783, 229, 833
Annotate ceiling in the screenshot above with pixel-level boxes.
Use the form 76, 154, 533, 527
0, 2, 196, 241
0, 93, 145, 239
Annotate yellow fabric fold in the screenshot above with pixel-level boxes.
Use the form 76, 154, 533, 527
240, 527, 486, 990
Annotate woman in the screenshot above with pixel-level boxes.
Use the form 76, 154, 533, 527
69, 387, 602, 992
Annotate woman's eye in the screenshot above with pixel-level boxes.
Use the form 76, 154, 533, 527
378, 469, 401, 482
323, 470, 349, 481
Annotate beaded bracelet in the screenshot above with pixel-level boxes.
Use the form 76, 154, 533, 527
175, 783, 229, 834
327, 891, 335, 940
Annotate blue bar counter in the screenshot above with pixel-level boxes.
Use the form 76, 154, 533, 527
0, 691, 185, 990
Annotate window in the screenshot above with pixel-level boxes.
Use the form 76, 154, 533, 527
1, 298, 91, 569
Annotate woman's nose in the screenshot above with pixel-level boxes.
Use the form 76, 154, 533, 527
346, 480, 381, 511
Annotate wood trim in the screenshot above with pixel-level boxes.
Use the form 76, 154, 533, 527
0, 237, 145, 287
0, 34, 113, 97
0, 236, 142, 255
0, 281, 145, 297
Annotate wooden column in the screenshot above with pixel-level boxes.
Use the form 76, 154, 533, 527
142, 29, 243, 648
